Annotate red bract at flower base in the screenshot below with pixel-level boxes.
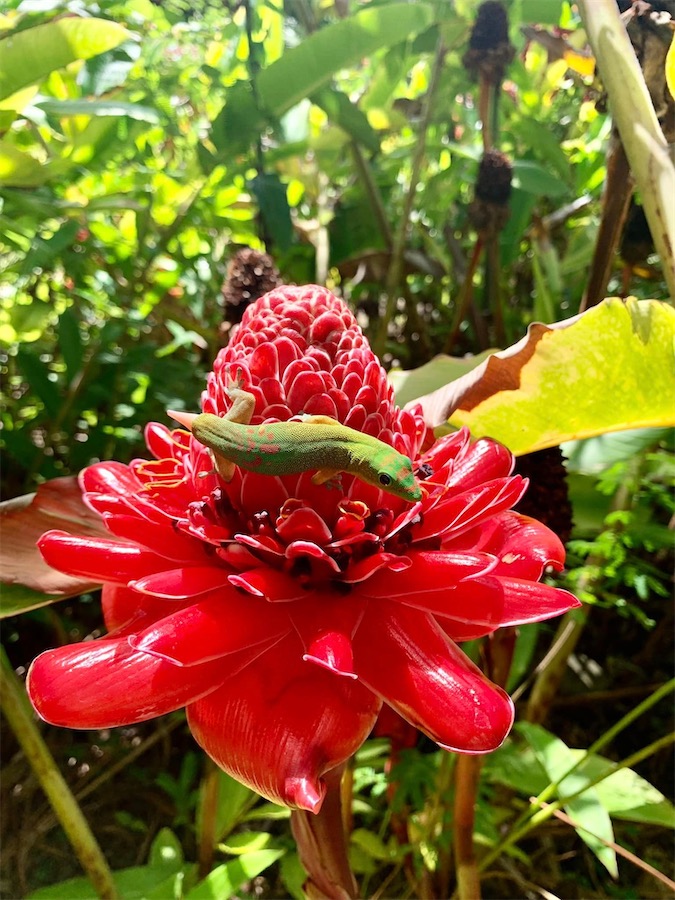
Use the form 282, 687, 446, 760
28, 285, 579, 814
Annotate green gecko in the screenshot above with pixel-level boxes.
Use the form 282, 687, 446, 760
169, 383, 422, 503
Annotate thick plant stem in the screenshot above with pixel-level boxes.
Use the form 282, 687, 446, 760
580, 137, 634, 311
0, 647, 119, 899
290, 764, 358, 899
453, 755, 483, 900
580, 0, 675, 299
373, 38, 446, 357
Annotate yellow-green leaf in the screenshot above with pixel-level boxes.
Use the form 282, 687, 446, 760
0, 18, 130, 101
0, 141, 46, 187
667, 31, 675, 102
407, 299, 675, 455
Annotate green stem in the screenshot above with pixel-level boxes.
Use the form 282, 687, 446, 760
373, 38, 446, 357
0, 646, 119, 899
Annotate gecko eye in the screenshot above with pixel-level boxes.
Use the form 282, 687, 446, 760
378, 473, 392, 486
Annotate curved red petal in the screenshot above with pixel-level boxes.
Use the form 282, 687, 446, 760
130, 566, 233, 599
342, 552, 411, 584
418, 477, 527, 542
446, 437, 514, 488
227, 567, 305, 602
79, 461, 143, 496
361, 550, 499, 599
186, 635, 381, 811
27, 638, 236, 727
447, 511, 566, 579
102, 514, 209, 564
353, 601, 514, 753
129, 594, 291, 666
276, 507, 332, 544
383, 571, 579, 628
38, 530, 171, 584
101, 583, 189, 634
288, 593, 365, 678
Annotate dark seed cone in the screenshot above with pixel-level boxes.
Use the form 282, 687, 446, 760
221, 248, 282, 334
462, 0, 515, 83
468, 149, 513, 237
514, 446, 573, 546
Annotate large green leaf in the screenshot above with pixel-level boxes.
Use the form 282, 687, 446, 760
257, 3, 436, 117
0, 18, 130, 101
405, 299, 675, 455
487, 736, 675, 830
515, 723, 618, 876
184, 850, 285, 899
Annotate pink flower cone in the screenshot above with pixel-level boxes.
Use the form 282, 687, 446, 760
28, 285, 580, 813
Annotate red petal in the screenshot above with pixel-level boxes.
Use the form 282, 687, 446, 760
447, 511, 565, 579
227, 567, 304, 602
101, 583, 189, 634
361, 551, 499, 598
286, 370, 326, 412
129, 594, 291, 665
418, 477, 527, 541
27, 638, 242, 727
239, 471, 289, 519
130, 566, 233, 599
353, 602, 514, 753
79, 461, 143, 496
399, 574, 579, 627
446, 437, 514, 488
103, 514, 209, 564
285, 541, 341, 573
145, 422, 184, 460
186, 635, 381, 812
276, 507, 332, 544
288, 593, 365, 678
38, 531, 172, 584
302, 394, 338, 418
342, 552, 411, 584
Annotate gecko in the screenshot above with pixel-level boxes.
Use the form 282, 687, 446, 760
169, 382, 422, 503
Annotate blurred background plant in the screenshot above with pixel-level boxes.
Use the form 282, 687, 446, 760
1, 0, 673, 897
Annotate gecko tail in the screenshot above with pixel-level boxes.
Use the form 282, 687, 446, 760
167, 409, 199, 430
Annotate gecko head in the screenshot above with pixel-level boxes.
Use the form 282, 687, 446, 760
375, 455, 423, 503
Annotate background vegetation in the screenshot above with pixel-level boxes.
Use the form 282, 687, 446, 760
1, 0, 673, 897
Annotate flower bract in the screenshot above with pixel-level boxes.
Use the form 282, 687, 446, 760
28, 285, 580, 812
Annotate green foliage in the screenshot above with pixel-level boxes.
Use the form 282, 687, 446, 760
1, 1, 672, 898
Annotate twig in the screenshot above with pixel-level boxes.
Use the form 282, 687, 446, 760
532, 797, 675, 892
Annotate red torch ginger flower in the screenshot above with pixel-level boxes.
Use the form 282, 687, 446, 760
28, 285, 579, 813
